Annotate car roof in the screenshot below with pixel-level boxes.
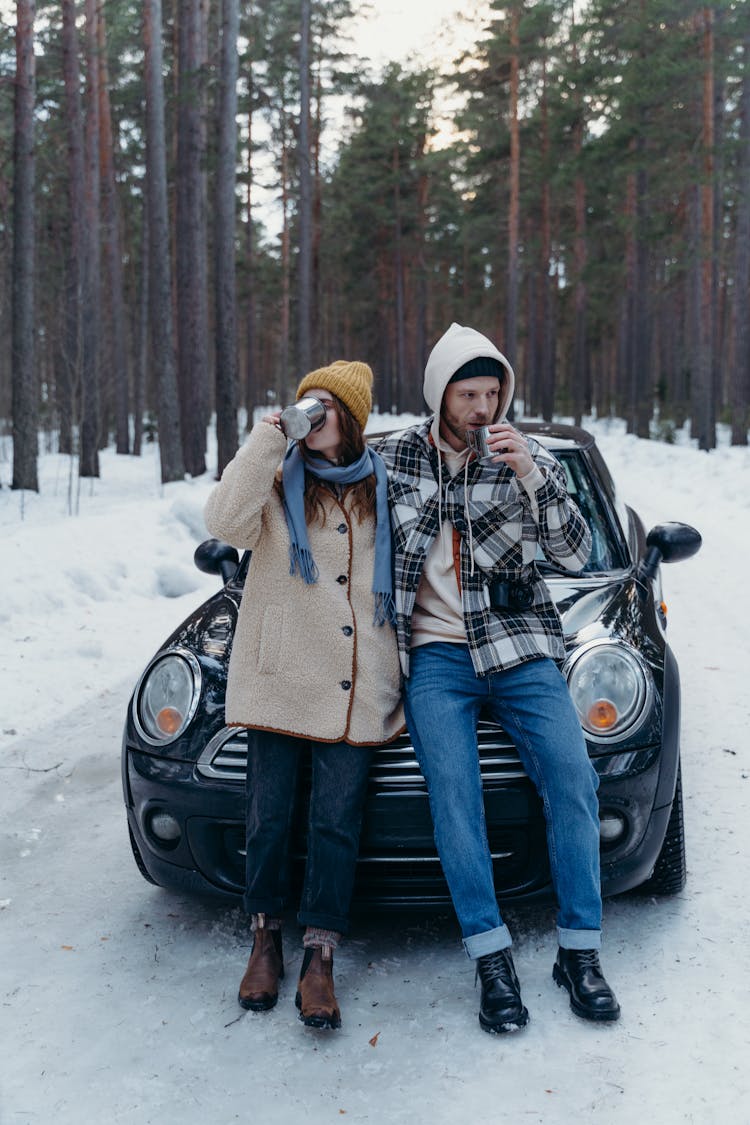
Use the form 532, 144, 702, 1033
516, 420, 595, 452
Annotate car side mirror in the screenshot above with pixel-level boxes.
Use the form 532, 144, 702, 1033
636, 522, 702, 591
194, 538, 240, 584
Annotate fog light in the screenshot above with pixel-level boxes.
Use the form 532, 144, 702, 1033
149, 811, 182, 844
599, 810, 627, 846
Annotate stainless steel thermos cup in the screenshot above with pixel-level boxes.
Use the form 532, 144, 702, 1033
464, 422, 510, 461
464, 425, 495, 461
279, 396, 327, 439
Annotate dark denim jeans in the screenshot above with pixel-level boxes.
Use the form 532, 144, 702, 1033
404, 644, 603, 958
243, 729, 372, 934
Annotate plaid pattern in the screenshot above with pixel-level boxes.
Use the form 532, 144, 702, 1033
377, 420, 592, 678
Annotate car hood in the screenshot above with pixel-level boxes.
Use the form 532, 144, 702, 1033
548, 574, 652, 652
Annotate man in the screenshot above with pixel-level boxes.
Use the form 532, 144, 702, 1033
378, 323, 620, 1033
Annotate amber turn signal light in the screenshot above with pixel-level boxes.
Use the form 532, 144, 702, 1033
587, 699, 618, 730
156, 707, 183, 734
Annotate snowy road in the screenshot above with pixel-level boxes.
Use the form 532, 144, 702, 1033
1, 422, 748, 1124
0, 676, 745, 1125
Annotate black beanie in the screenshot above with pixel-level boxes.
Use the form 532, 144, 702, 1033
448, 356, 505, 384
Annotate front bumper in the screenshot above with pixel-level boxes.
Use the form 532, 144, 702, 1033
123, 727, 673, 908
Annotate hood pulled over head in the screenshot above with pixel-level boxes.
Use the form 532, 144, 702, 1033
423, 323, 515, 436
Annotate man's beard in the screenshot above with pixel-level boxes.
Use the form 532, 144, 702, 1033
440, 405, 500, 447
440, 410, 471, 447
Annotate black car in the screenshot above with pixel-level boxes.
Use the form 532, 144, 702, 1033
122, 423, 701, 909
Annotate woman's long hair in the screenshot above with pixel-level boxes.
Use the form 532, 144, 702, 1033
277, 393, 377, 526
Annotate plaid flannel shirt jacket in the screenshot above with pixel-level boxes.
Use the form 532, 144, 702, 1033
376, 420, 592, 679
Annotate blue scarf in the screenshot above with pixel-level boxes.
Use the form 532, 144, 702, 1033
281, 443, 395, 626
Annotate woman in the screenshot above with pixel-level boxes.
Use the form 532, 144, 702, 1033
204, 360, 403, 1030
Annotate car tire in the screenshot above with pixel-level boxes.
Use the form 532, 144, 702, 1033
639, 764, 686, 895
128, 824, 159, 886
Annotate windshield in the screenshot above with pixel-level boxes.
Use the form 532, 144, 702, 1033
539, 451, 629, 574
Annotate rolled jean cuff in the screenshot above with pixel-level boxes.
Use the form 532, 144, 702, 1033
558, 927, 602, 951
298, 910, 350, 935
244, 896, 285, 918
462, 924, 513, 960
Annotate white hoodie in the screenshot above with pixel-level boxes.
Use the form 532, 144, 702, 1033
423, 323, 515, 447
411, 324, 533, 649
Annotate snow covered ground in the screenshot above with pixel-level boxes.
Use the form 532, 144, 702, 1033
1, 415, 748, 1125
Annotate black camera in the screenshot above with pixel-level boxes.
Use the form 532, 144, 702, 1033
488, 577, 535, 611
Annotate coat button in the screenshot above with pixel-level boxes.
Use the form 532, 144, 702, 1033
337, 523, 347, 534
336, 574, 348, 585
340, 680, 351, 690
342, 626, 353, 636
454, 518, 466, 534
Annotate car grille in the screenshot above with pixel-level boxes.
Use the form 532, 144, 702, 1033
189, 723, 548, 903
196, 727, 251, 781
195, 721, 527, 786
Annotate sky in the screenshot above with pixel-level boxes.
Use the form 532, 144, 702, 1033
250, 0, 494, 235
0, 0, 493, 69
349, 0, 492, 70
1, 413, 748, 1122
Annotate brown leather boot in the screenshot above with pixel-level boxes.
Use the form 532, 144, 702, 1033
295, 947, 341, 1029
238, 927, 284, 1011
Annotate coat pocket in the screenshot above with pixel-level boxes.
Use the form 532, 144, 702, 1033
256, 604, 284, 674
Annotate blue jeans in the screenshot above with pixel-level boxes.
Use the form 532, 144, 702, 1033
243, 730, 372, 934
404, 644, 602, 958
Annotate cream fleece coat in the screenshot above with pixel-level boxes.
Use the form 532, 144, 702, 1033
204, 422, 404, 745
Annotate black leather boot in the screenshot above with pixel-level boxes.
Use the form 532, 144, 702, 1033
475, 948, 529, 1034
553, 948, 620, 1022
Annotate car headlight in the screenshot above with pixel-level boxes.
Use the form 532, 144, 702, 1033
133, 649, 202, 746
564, 640, 654, 743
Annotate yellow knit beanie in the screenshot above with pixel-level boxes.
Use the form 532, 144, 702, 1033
295, 360, 373, 432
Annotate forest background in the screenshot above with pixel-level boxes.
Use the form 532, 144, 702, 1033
2, 0, 750, 491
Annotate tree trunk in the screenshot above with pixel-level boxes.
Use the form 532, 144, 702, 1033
60, 0, 84, 459
176, 0, 208, 476
572, 122, 587, 427
279, 109, 291, 401
297, 0, 312, 375
505, 6, 521, 387
312, 56, 323, 359
696, 7, 716, 450
525, 235, 538, 417
687, 183, 702, 437
214, 0, 239, 476
730, 27, 750, 445
413, 158, 429, 414
623, 168, 636, 431
392, 139, 406, 413
133, 192, 148, 458
632, 160, 652, 438
244, 100, 257, 427
98, 5, 130, 455
144, 0, 184, 482
11, 0, 38, 492
536, 50, 554, 422
712, 6, 726, 437
80, 0, 102, 477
